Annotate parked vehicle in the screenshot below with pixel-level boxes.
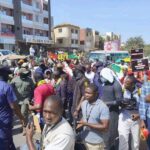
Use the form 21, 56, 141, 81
0, 49, 14, 56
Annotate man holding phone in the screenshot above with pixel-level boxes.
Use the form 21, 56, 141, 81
26, 95, 75, 150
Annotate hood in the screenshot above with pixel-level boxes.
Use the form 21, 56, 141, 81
100, 68, 114, 83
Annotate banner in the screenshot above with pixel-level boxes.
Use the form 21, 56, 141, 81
104, 40, 120, 51
131, 58, 149, 72
48, 52, 78, 60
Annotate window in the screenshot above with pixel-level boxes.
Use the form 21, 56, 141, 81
58, 28, 62, 32
43, 4, 48, 11
75, 40, 78, 44
36, 2, 40, 9
43, 18, 48, 24
71, 39, 74, 44
95, 32, 99, 35
75, 30, 78, 34
1, 24, 15, 35
23, 27, 33, 35
80, 41, 85, 45
35, 15, 39, 22
22, 12, 33, 20
58, 39, 63, 44
0, 7, 13, 16
71, 29, 74, 33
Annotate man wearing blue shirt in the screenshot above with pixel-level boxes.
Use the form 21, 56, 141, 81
78, 84, 109, 150
0, 65, 25, 150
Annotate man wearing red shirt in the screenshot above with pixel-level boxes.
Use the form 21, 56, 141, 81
29, 72, 55, 112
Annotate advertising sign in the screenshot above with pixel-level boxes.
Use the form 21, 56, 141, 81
104, 40, 120, 51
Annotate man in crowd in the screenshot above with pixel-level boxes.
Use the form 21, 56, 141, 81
0, 65, 26, 150
118, 76, 140, 150
100, 67, 123, 150
72, 65, 89, 118
78, 84, 109, 150
29, 72, 54, 127
11, 68, 34, 135
85, 63, 95, 83
29, 45, 35, 57
139, 77, 150, 149
26, 95, 75, 150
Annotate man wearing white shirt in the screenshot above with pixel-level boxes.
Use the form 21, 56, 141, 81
26, 95, 75, 150
29, 45, 35, 56
85, 64, 95, 83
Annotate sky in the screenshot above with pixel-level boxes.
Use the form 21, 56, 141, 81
51, 0, 150, 44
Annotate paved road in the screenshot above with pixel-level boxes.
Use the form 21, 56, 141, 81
13, 117, 147, 150
13, 117, 26, 150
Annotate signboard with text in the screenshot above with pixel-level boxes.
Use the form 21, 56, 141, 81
131, 58, 149, 72
131, 49, 143, 60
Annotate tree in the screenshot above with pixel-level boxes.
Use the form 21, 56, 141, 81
125, 36, 145, 51
144, 44, 150, 57
99, 36, 105, 50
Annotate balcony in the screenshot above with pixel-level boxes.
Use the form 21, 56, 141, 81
21, 2, 34, 13
0, 0, 13, 8
43, 24, 49, 30
22, 18, 33, 28
71, 44, 79, 48
71, 33, 79, 39
33, 22, 49, 30
0, 36, 15, 44
43, 10, 48, 17
0, 13, 14, 25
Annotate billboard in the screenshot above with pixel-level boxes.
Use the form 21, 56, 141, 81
104, 40, 121, 51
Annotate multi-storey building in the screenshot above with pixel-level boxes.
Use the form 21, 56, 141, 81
53, 23, 80, 51
80, 28, 94, 51
92, 30, 100, 49
0, 0, 53, 53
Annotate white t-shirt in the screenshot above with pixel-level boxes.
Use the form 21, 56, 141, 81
43, 118, 75, 150
29, 47, 35, 56
85, 71, 95, 83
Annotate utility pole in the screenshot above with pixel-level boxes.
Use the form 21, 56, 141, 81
48, 0, 52, 40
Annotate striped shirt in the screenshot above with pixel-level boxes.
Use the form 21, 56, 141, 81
139, 82, 150, 120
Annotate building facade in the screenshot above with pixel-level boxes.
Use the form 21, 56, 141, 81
53, 23, 80, 51
92, 30, 100, 49
0, 0, 53, 53
80, 28, 94, 51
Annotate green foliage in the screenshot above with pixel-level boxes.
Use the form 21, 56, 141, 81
125, 36, 145, 51
144, 44, 150, 57
99, 36, 105, 49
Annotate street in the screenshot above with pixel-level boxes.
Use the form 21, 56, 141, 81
13, 117, 26, 150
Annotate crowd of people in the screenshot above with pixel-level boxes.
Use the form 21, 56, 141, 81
0, 50, 150, 150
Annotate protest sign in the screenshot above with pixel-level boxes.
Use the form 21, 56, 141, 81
131, 49, 143, 60
131, 58, 149, 72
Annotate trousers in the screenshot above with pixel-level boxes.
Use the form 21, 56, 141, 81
118, 112, 140, 150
